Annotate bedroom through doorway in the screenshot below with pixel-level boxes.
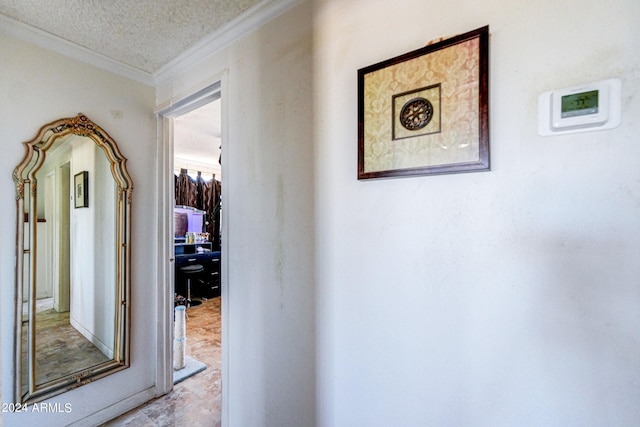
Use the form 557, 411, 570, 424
166, 84, 224, 422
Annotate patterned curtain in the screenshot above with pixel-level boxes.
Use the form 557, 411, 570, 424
195, 172, 205, 210
175, 169, 222, 250
175, 168, 197, 207
204, 179, 222, 249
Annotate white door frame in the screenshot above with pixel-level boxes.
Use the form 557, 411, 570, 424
155, 77, 229, 423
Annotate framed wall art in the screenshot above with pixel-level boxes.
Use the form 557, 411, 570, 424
74, 171, 89, 208
358, 26, 489, 179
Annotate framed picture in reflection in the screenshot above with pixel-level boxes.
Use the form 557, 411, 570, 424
74, 171, 89, 208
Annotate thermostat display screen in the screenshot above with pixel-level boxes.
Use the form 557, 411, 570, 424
561, 90, 598, 118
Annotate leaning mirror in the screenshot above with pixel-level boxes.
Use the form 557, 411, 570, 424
13, 114, 132, 404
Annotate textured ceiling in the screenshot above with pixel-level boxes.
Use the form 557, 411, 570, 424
0, 0, 261, 73
0, 1, 265, 181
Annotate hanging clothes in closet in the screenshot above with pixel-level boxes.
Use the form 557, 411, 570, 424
175, 168, 222, 250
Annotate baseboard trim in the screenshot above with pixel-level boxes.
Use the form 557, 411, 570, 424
67, 386, 157, 427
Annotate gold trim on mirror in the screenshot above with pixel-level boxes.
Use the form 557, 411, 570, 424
13, 113, 133, 404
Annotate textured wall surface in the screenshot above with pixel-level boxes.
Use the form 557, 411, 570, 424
0, 34, 156, 426
314, 0, 640, 425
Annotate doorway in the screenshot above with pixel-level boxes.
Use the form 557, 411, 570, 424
173, 98, 222, 379
156, 80, 227, 423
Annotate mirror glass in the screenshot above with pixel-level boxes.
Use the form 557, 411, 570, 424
13, 114, 132, 404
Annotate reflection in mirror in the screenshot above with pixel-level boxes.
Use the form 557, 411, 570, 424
13, 114, 133, 404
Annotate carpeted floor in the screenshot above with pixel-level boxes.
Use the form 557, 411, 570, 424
103, 296, 222, 426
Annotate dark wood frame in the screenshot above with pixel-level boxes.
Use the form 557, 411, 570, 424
358, 26, 490, 179
74, 171, 89, 208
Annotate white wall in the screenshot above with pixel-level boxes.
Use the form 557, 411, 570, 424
314, 0, 640, 426
2, 0, 639, 425
69, 140, 116, 357
0, 35, 156, 426
157, 2, 316, 426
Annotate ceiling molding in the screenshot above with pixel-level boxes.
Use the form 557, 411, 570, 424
0, 13, 155, 86
152, 0, 302, 86
0, 0, 301, 88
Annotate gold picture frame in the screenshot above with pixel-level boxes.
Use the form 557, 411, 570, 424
358, 26, 490, 179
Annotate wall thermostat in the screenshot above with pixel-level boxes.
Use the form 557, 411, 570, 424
538, 78, 621, 136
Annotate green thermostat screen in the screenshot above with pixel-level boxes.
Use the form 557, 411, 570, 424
561, 90, 598, 118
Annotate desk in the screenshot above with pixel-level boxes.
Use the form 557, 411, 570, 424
175, 245, 221, 298
175, 241, 212, 255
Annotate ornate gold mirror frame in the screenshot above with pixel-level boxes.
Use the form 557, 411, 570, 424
13, 114, 133, 404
